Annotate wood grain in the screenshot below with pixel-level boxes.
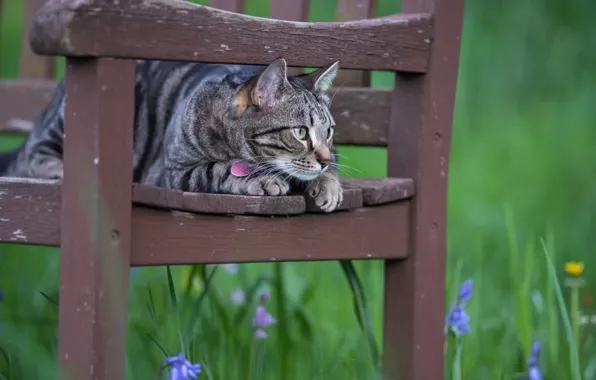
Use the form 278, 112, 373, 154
130, 202, 410, 266
133, 184, 306, 216
334, 0, 377, 87
0, 178, 411, 265
383, 0, 465, 379
58, 58, 135, 380
0, 177, 61, 245
331, 87, 390, 146
341, 177, 415, 205
0, 177, 415, 247
30, 0, 432, 72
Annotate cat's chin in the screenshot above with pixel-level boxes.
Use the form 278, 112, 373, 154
288, 171, 324, 182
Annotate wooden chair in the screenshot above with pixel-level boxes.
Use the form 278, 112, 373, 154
0, 0, 56, 135
0, 0, 465, 379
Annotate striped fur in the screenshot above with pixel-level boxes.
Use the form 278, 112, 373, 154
1, 58, 344, 212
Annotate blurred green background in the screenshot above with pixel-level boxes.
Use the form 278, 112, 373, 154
1, 0, 596, 379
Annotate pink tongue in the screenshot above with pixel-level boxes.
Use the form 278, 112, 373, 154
231, 160, 255, 177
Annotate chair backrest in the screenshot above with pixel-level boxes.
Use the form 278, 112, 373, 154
0, 0, 56, 135
0, 0, 389, 149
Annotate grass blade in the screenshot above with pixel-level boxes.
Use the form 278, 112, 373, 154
38, 291, 58, 309
274, 262, 290, 380
186, 265, 218, 337
340, 260, 380, 378
540, 237, 582, 380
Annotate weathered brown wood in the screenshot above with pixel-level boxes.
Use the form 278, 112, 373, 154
0, 177, 413, 255
270, 0, 309, 21
208, 0, 244, 13
0, 0, 3, 68
0, 177, 60, 245
58, 58, 135, 380
30, 0, 432, 72
269, 0, 310, 76
131, 183, 184, 210
0, 79, 55, 134
303, 187, 363, 213
334, 0, 377, 87
331, 87, 390, 146
341, 177, 414, 205
182, 191, 305, 215
382, 0, 465, 379
131, 201, 410, 266
133, 184, 306, 216
20, 0, 55, 79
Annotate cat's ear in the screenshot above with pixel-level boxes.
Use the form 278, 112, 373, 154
301, 61, 339, 94
251, 58, 290, 108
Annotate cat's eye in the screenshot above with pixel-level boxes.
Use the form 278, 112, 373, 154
327, 127, 335, 140
293, 127, 309, 140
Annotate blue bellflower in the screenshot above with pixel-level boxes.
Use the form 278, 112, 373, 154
527, 340, 543, 380
164, 353, 202, 380
445, 279, 473, 337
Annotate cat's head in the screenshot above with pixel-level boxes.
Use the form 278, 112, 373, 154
233, 58, 339, 181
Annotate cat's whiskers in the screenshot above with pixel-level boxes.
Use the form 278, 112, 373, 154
329, 81, 345, 106
243, 161, 278, 181
330, 162, 361, 176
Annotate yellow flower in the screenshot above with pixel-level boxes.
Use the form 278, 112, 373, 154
565, 261, 585, 277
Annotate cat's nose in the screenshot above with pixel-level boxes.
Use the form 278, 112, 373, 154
317, 157, 330, 168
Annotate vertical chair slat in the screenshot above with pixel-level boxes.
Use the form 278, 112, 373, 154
208, 0, 245, 13
269, 0, 310, 75
58, 58, 135, 380
334, 0, 377, 87
0, 0, 4, 73
270, 0, 309, 21
20, 0, 54, 79
382, 0, 465, 379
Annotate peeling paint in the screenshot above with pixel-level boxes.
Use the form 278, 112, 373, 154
11, 229, 26, 241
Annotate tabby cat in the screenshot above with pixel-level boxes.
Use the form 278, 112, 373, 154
0, 58, 344, 212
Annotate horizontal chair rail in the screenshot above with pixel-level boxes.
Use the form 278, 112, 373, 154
0, 82, 393, 146
0, 79, 55, 134
30, 0, 432, 72
0, 178, 411, 264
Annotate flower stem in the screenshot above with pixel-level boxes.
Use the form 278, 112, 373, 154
570, 284, 580, 360
273, 262, 289, 379
452, 339, 463, 380
247, 340, 255, 380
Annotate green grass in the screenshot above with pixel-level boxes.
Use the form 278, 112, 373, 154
2, 0, 596, 379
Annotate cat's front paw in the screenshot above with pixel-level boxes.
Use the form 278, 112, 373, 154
245, 175, 291, 196
308, 175, 343, 212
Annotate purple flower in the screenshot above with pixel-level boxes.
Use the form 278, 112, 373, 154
527, 340, 543, 380
252, 303, 276, 340
230, 288, 245, 305
445, 279, 474, 337
255, 329, 268, 339
259, 291, 270, 304
457, 279, 473, 303
253, 305, 276, 329
164, 353, 201, 380
445, 304, 471, 336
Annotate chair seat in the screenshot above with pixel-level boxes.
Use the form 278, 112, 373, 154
0, 176, 413, 265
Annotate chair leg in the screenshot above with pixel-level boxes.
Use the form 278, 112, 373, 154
57, 58, 135, 380
383, 253, 447, 380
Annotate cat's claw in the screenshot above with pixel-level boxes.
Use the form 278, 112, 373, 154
245, 175, 290, 196
308, 175, 343, 213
